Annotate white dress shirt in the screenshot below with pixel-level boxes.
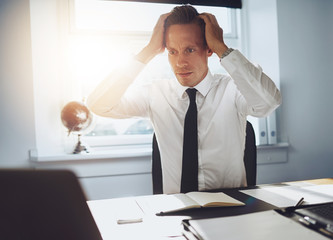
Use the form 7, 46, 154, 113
87, 50, 281, 194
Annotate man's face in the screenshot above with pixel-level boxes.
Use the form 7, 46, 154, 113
165, 23, 212, 87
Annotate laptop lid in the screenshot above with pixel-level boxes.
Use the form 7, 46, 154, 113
0, 169, 103, 240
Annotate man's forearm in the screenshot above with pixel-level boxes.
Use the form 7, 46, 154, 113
220, 49, 282, 116
135, 45, 159, 64
86, 59, 145, 117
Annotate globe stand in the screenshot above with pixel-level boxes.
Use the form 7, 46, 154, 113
73, 134, 89, 154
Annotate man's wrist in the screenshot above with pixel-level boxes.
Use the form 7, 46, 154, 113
220, 48, 234, 60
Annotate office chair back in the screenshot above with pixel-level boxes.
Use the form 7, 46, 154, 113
152, 121, 257, 194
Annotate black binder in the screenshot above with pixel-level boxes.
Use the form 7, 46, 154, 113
182, 202, 333, 240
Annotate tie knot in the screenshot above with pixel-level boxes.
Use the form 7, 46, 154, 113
186, 88, 197, 102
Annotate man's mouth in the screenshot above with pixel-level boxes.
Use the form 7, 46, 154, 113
177, 72, 192, 78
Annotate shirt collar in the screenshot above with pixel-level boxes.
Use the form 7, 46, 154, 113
175, 70, 214, 99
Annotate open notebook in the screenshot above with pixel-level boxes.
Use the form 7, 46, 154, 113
0, 169, 103, 240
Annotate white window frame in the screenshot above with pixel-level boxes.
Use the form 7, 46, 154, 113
67, 0, 242, 149
30, 0, 243, 157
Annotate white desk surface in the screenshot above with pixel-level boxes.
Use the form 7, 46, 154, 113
87, 179, 333, 240
88, 195, 188, 240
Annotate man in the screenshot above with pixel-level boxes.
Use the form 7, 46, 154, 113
87, 5, 281, 194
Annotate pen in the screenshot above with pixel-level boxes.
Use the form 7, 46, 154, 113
295, 197, 304, 207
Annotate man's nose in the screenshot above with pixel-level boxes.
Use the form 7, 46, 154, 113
176, 53, 188, 68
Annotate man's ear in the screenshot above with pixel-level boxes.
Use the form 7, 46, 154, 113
207, 48, 213, 57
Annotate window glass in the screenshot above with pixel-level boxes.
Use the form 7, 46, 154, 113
73, 0, 232, 34
68, 0, 238, 147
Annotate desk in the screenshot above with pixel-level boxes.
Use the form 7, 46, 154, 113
87, 179, 333, 240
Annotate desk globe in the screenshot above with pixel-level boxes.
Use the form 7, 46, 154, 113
61, 101, 94, 154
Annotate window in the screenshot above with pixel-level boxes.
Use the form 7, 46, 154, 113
67, 0, 241, 150
30, 0, 241, 156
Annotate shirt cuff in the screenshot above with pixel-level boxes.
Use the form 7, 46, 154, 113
219, 49, 248, 74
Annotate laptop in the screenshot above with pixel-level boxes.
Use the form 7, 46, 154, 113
294, 202, 333, 237
0, 169, 103, 240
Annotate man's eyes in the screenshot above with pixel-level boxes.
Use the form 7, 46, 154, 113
186, 48, 195, 53
168, 50, 176, 55
168, 48, 195, 55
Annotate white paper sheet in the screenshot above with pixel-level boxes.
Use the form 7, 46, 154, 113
241, 184, 333, 208
302, 184, 333, 197
88, 196, 187, 240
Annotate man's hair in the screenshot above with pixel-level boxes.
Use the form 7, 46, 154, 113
164, 5, 207, 46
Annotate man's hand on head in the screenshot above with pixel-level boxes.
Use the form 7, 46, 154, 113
136, 12, 171, 64
199, 13, 229, 58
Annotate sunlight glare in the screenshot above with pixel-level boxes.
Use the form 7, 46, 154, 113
68, 36, 132, 91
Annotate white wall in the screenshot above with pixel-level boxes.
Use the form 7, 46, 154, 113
245, 0, 333, 184
0, 0, 332, 199
0, 0, 36, 167
274, 0, 333, 181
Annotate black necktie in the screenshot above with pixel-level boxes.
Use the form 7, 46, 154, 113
181, 88, 198, 193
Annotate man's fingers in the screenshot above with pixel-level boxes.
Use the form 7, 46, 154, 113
198, 13, 210, 24
199, 13, 219, 26
152, 12, 170, 32
159, 12, 171, 26
209, 14, 219, 26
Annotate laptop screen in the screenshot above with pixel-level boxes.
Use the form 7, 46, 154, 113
0, 169, 103, 240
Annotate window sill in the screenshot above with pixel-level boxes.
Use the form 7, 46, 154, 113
29, 144, 152, 163
29, 145, 153, 178
30, 142, 289, 163
29, 143, 289, 178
